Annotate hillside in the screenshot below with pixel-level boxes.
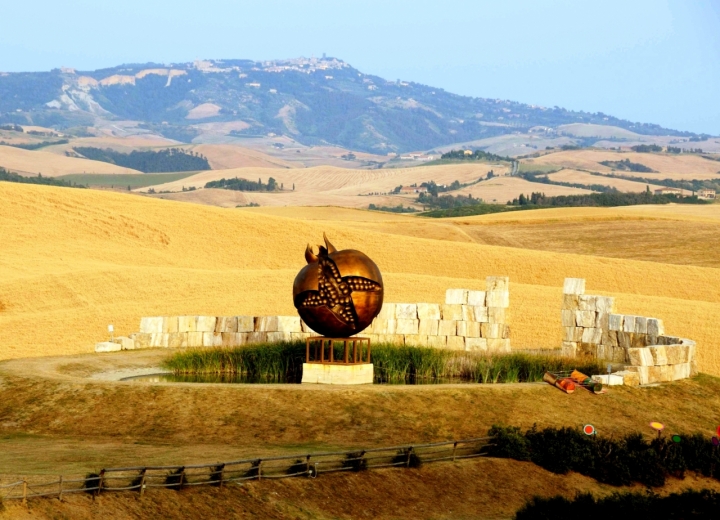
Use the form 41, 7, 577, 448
1, 182, 720, 376
0, 58, 711, 155
0, 144, 141, 176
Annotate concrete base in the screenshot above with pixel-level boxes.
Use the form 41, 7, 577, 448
301, 363, 374, 385
95, 341, 122, 353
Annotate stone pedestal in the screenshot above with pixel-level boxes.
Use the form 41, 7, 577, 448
301, 363, 374, 385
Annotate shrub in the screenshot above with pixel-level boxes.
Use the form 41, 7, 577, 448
84, 473, 104, 494
342, 451, 368, 472
165, 468, 185, 489
515, 489, 720, 519
487, 425, 530, 460
391, 448, 422, 468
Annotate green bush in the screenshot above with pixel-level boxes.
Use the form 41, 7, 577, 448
487, 425, 530, 460
515, 489, 720, 519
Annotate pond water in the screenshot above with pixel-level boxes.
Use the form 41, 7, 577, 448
120, 372, 473, 385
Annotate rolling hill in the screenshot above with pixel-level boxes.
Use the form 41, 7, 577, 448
0, 57, 712, 155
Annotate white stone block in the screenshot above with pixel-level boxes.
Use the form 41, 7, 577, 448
563, 278, 585, 295
114, 336, 135, 350
140, 317, 164, 334
475, 306, 491, 323
463, 321, 481, 338
672, 363, 691, 381
608, 314, 624, 331
445, 288, 468, 305
247, 331, 268, 344
591, 374, 625, 386
163, 317, 179, 333
626, 366, 649, 385
461, 305, 475, 322
417, 303, 441, 320
215, 316, 238, 333
486, 276, 510, 292
395, 303, 417, 320
634, 316, 648, 335
647, 318, 664, 337
396, 319, 419, 335
376, 303, 396, 321
563, 327, 583, 342
255, 316, 279, 332
578, 295, 597, 311
447, 336, 466, 350
277, 316, 302, 332
467, 290, 486, 306
627, 347, 654, 367
427, 335, 448, 349
236, 316, 255, 332
561, 341, 577, 357
95, 341, 121, 353
648, 345, 668, 365
267, 331, 292, 343
486, 290, 509, 308
576, 310, 596, 328
438, 320, 457, 336
440, 304, 463, 321
456, 321, 468, 337
561, 310, 576, 327
465, 337, 487, 351
596, 296, 614, 314
622, 315, 636, 333
196, 316, 217, 333
187, 331, 204, 347
418, 319, 439, 336
581, 327, 602, 344
177, 316, 196, 332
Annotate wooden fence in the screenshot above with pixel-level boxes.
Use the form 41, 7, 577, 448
0, 437, 491, 503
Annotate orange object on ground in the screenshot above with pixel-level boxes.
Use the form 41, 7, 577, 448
543, 372, 576, 393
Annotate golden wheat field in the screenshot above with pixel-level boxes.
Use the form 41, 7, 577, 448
525, 149, 720, 180
0, 145, 142, 176
1, 182, 719, 375
546, 169, 673, 193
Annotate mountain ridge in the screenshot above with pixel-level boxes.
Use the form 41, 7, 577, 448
0, 57, 710, 154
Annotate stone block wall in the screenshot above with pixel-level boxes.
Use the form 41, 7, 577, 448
102, 276, 512, 353
560, 277, 697, 385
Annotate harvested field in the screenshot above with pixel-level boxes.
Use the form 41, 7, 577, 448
526, 149, 720, 180
451, 175, 592, 202
188, 143, 295, 169
546, 168, 673, 193
1, 183, 720, 375
0, 145, 141, 176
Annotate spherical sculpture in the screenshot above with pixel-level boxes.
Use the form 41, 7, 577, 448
293, 234, 384, 337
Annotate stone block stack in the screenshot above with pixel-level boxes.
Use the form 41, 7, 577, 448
560, 278, 622, 361
100, 276, 513, 353
561, 277, 697, 385
362, 276, 510, 351
121, 315, 312, 349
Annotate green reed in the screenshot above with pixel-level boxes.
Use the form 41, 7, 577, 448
162, 341, 607, 385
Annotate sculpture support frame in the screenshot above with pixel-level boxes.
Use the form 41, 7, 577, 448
305, 336, 371, 365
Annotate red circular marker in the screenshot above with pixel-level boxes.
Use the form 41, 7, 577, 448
716, 425, 720, 437
583, 424, 596, 436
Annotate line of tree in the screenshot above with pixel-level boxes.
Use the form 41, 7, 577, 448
1, 139, 69, 150
519, 170, 618, 193
205, 177, 279, 191
631, 144, 662, 153
440, 149, 510, 162
0, 167, 84, 188
599, 158, 656, 173
368, 204, 418, 213
72, 147, 210, 173
509, 188, 709, 207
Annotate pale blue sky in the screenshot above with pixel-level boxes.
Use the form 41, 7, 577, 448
1, 0, 718, 134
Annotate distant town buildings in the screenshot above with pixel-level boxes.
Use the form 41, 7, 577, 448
698, 189, 716, 200
654, 187, 683, 196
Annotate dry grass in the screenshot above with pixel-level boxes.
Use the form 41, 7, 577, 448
185, 102, 221, 120
2, 183, 720, 374
0, 145, 141, 176
7, 457, 719, 520
526, 149, 720, 180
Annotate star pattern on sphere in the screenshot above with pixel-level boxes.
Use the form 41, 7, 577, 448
296, 254, 382, 327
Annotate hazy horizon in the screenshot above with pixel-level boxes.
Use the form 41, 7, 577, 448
1, 0, 718, 135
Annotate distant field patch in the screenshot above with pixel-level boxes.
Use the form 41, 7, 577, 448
57, 172, 198, 189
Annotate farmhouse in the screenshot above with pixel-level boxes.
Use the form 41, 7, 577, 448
654, 187, 683, 196
698, 188, 716, 200
399, 185, 427, 194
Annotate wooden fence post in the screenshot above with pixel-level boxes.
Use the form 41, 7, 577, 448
139, 469, 147, 497
22, 479, 27, 507
58, 475, 63, 501
305, 455, 311, 476
406, 448, 413, 468
96, 470, 105, 497
218, 464, 225, 488
452, 442, 458, 462
257, 460, 263, 480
